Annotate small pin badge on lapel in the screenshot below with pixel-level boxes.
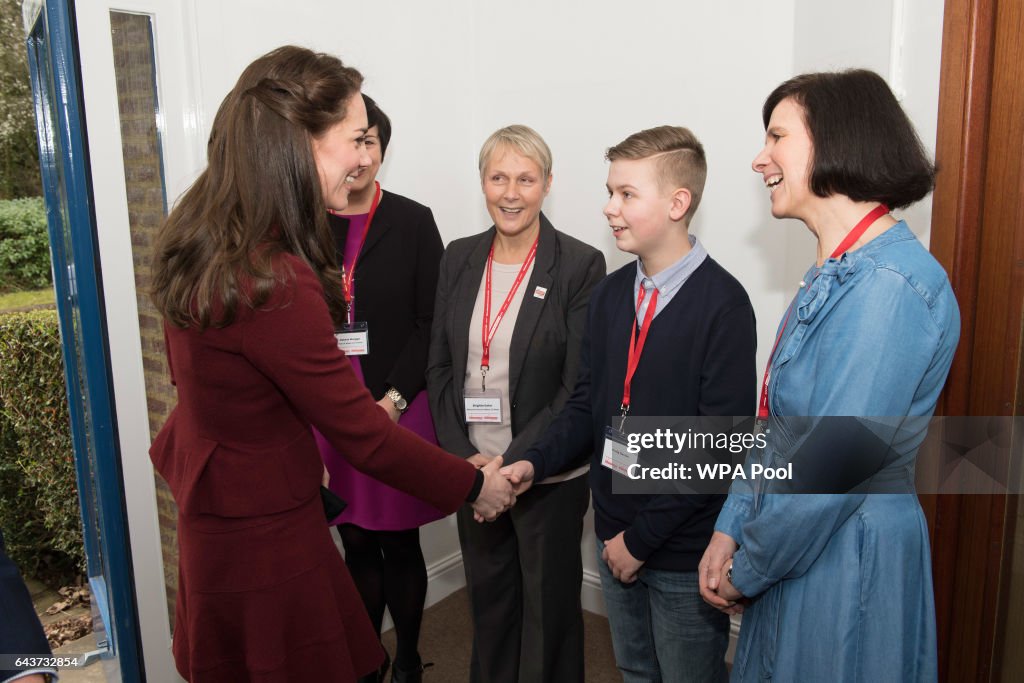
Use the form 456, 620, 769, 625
533, 286, 547, 300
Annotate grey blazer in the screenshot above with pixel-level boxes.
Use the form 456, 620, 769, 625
427, 213, 606, 461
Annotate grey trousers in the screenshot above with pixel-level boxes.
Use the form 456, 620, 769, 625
456, 473, 590, 683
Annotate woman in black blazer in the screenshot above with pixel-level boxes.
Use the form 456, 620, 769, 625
427, 125, 606, 683
316, 95, 445, 683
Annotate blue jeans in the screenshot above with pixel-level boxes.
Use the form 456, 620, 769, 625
596, 540, 728, 683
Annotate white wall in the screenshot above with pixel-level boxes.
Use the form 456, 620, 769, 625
179, 0, 942, 383
785, 0, 945, 284
179, 0, 802, 612
160, 0, 946, 617
80, 0, 944, 659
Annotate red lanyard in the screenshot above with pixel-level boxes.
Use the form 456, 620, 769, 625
757, 304, 796, 420
621, 284, 659, 416
481, 236, 539, 386
336, 181, 382, 324
757, 204, 889, 420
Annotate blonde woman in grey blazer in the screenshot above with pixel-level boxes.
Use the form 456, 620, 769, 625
427, 125, 605, 683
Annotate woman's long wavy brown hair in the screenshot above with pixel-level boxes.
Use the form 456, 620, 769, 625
151, 46, 361, 329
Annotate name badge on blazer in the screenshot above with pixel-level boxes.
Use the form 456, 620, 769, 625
335, 321, 369, 356
464, 388, 502, 423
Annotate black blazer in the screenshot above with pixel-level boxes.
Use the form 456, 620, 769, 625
328, 190, 444, 401
1, 531, 54, 679
427, 214, 606, 460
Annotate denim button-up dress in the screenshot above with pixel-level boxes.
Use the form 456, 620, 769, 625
717, 222, 959, 682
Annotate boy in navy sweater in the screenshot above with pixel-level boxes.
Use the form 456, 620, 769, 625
502, 126, 756, 682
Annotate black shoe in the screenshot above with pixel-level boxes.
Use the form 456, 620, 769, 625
390, 658, 433, 683
358, 650, 390, 683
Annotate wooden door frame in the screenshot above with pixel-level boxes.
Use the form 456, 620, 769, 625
926, 0, 1024, 680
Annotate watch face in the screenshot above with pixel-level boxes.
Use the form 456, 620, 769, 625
387, 388, 407, 411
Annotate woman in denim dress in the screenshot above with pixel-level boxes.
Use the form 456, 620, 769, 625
699, 70, 959, 682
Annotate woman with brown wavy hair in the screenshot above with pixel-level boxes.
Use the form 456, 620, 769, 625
149, 45, 514, 683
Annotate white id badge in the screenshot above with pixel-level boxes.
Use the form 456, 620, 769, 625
601, 425, 637, 475
463, 388, 503, 423
334, 321, 369, 356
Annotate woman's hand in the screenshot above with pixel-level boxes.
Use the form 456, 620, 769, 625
376, 396, 402, 423
471, 456, 515, 522
717, 563, 744, 603
699, 531, 741, 612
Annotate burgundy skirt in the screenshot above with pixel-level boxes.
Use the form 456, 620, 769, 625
173, 495, 385, 681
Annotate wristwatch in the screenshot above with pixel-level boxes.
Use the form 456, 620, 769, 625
385, 387, 408, 413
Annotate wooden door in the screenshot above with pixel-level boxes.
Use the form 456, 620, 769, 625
926, 0, 1024, 680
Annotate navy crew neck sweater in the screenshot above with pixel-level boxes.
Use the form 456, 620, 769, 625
521, 257, 756, 571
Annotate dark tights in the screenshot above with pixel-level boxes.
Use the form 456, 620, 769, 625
339, 524, 427, 670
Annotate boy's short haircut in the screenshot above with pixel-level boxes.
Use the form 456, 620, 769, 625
606, 126, 707, 224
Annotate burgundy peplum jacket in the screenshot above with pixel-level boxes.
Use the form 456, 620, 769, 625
150, 252, 477, 682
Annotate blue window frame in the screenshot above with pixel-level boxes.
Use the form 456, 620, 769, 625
24, 1, 143, 679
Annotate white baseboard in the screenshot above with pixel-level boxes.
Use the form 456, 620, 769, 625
419, 556, 609, 618
390, 556, 607, 627
423, 551, 467, 608
382, 550, 466, 633
581, 568, 606, 616
727, 614, 741, 665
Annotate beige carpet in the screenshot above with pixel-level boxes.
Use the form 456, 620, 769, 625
381, 588, 622, 682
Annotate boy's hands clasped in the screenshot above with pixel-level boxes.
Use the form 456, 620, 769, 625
480, 460, 749, 604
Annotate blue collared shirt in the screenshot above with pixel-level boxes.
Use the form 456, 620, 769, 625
633, 234, 708, 321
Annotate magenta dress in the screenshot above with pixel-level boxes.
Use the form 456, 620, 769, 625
314, 212, 446, 530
